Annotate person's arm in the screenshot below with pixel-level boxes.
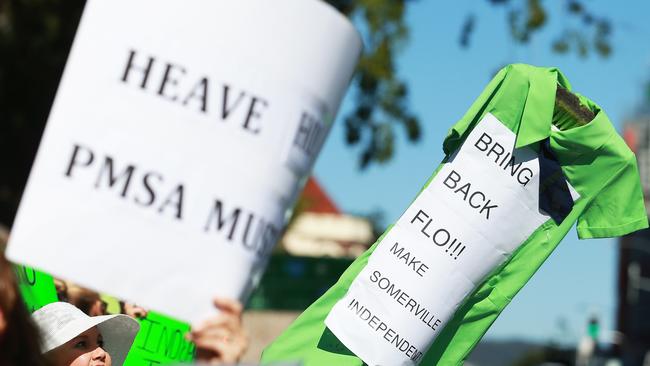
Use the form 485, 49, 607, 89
188, 297, 248, 364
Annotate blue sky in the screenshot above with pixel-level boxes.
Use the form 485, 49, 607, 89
314, 1, 650, 344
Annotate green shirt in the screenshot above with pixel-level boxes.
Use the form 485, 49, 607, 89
261, 64, 648, 365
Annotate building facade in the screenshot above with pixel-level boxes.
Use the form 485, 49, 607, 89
618, 120, 650, 365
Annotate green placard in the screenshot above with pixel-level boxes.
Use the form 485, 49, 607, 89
124, 311, 195, 365
13, 264, 58, 312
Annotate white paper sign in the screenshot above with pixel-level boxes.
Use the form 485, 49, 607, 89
7, 0, 361, 323
325, 114, 575, 365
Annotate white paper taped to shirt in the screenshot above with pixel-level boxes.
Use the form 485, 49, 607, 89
325, 113, 579, 366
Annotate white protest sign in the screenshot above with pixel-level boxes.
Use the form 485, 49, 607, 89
7, 0, 361, 323
325, 114, 575, 365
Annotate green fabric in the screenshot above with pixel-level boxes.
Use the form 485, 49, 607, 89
260, 64, 648, 366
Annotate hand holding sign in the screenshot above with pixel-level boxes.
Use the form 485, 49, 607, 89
190, 298, 248, 364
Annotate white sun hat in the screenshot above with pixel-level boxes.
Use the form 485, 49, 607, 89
31, 302, 140, 366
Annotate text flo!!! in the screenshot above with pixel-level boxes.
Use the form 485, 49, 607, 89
325, 114, 560, 365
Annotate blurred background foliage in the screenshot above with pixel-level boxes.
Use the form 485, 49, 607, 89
0, 0, 613, 225
331, 0, 613, 171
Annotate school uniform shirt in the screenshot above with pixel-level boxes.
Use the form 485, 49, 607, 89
261, 64, 648, 366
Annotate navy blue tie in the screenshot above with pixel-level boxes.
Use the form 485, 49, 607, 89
538, 139, 574, 225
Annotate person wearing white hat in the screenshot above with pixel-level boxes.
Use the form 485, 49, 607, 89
31, 301, 139, 366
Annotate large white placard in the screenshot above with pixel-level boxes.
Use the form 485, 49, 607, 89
325, 114, 577, 365
7, 0, 361, 323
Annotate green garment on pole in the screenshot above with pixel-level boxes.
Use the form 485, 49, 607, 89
261, 64, 648, 365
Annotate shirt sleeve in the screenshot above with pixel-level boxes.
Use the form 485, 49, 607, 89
576, 145, 649, 239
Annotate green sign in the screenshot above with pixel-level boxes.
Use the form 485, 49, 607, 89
124, 311, 195, 365
13, 264, 58, 312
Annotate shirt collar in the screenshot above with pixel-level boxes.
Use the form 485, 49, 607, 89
550, 106, 615, 159
514, 66, 573, 149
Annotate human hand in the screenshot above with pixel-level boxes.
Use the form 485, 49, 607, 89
188, 297, 248, 365
122, 302, 148, 319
